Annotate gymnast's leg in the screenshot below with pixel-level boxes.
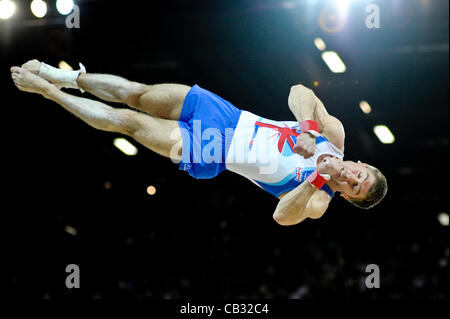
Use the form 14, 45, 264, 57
10, 67, 183, 160
77, 74, 191, 121
21, 59, 191, 121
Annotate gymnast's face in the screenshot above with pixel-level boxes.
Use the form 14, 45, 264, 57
327, 158, 376, 200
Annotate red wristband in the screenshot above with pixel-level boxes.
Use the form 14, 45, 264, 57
307, 170, 327, 189
300, 120, 320, 137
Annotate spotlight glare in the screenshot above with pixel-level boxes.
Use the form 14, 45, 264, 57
58, 60, 73, 71
359, 101, 372, 114
56, 0, 74, 15
0, 0, 16, 20
314, 37, 326, 51
113, 138, 138, 156
373, 125, 395, 144
64, 225, 78, 236
438, 213, 449, 226
31, 0, 47, 18
146, 186, 157, 196
321, 51, 346, 73
332, 0, 353, 18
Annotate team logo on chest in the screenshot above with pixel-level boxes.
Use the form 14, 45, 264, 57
249, 120, 301, 157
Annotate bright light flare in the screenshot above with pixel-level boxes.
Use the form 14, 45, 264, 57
64, 225, 78, 236
0, 0, 16, 20
438, 213, 449, 226
56, 0, 73, 15
31, 0, 47, 18
321, 51, 346, 73
58, 60, 73, 71
146, 186, 156, 196
314, 37, 326, 51
359, 101, 372, 114
373, 125, 395, 144
113, 138, 138, 156
331, 0, 353, 18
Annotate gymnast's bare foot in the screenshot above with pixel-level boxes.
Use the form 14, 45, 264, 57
11, 67, 56, 96
21, 59, 41, 74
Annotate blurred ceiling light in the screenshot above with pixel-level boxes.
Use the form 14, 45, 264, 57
56, 0, 73, 15
58, 60, 73, 71
321, 51, 346, 73
31, 0, 47, 18
314, 37, 326, 51
373, 125, 395, 144
113, 138, 138, 156
0, 0, 16, 20
64, 225, 78, 236
146, 186, 156, 196
332, 0, 353, 17
359, 101, 372, 114
438, 213, 448, 226
438, 213, 449, 226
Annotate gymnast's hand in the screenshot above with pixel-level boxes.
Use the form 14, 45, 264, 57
316, 156, 342, 180
294, 132, 316, 159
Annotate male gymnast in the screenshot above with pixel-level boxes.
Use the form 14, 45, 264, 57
10, 60, 387, 226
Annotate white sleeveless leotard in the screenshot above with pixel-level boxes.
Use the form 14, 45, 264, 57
225, 111, 344, 198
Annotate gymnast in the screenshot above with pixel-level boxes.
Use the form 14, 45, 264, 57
10, 60, 387, 225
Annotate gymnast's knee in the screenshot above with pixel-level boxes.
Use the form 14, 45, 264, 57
110, 108, 143, 136
123, 82, 150, 109
136, 85, 170, 109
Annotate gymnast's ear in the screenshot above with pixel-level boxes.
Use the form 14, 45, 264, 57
340, 193, 350, 201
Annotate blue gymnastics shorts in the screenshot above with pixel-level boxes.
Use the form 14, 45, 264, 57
177, 85, 242, 179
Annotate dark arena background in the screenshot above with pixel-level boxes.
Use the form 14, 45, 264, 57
1, 0, 448, 307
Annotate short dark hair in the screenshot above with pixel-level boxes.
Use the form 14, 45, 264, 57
348, 166, 388, 210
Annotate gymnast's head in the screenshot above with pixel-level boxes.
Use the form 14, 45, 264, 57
327, 158, 388, 209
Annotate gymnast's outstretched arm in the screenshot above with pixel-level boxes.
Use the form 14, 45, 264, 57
273, 176, 331, 226
288, 84, 346, 153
